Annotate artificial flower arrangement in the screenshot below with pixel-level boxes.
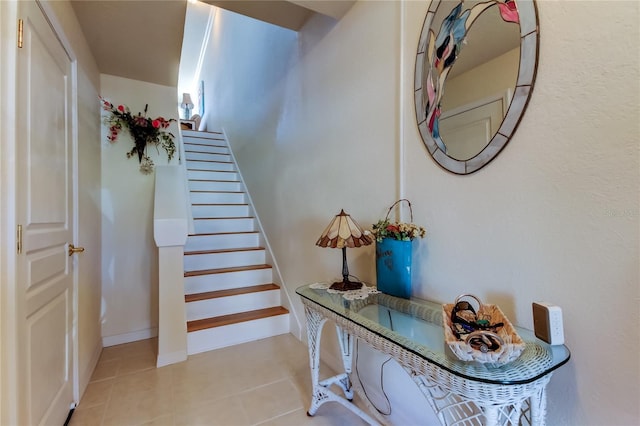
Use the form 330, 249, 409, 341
372, 199, 426, 242
101, 98, 176, 174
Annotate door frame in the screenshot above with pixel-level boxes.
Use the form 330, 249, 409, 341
0, 1, 80, 423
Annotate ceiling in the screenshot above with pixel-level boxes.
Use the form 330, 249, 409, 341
70, 0, 188, 87
71, 0, 355, 87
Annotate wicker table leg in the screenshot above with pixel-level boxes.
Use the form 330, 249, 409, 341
335, 324, 354, 400
303, 306, 380, 425
483, 406, 500, 426
529, 381, 549, 426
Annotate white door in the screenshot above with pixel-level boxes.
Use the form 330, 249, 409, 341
440, 96, 506, 161
16, 2, 75, 425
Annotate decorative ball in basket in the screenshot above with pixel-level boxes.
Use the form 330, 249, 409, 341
443, 294, 525, 364
373, 199, 426, 299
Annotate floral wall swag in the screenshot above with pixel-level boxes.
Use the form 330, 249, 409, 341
101, 98, 176, 174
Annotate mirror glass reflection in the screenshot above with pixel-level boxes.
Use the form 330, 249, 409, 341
437, 5, 520, 160
414, 0, 539, 174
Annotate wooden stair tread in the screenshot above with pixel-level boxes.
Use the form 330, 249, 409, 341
184, 264, 272, 277
184, 246, 264, 256
187, 306, 289, 332
185, 284, 279, 303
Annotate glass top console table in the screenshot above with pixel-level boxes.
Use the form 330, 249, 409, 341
296, 283, 570, 426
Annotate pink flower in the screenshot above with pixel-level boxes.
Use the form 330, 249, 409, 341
152, 119, 161, 128
117, 105, 125, 112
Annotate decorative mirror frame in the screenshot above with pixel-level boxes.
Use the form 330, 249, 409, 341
414, 0, 539, 174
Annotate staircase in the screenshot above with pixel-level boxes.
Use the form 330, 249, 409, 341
181, 129, 289, 355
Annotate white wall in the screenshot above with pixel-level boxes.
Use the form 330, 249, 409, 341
100, 74, 180, 346
402, 1, 639, 424
199, 1, 639, 424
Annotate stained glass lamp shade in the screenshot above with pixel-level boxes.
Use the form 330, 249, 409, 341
315, 209, 373, 291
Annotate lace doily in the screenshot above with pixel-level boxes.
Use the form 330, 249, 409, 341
310, 281, 380, 300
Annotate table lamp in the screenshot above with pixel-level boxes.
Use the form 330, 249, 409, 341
316, 209, 373, 291
180, 93, 194, 119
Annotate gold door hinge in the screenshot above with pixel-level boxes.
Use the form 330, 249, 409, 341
17, 225, 22, 254
17, 19, 23, 48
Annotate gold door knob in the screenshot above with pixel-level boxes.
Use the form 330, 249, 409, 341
68, 244, 85, 256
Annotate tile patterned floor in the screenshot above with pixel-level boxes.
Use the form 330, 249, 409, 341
69, 334, 372, 426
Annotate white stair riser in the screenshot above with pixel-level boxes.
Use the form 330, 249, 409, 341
185, 233, 260, 252
186, 290, 281, 321
181, 130, 223, 139
183, 144, 229, 155
187, 314, 290, 355
188, 170, 239, 181
184, 250, 265, 272
190, 191, 245, 204
185, 268, 273, 294
185, 151, 231, 162
186, 160, 235, 172
193, 218, 254, 234
191, 204, 250, 219
189, 181, 242, 192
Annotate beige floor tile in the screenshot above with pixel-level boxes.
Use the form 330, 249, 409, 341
91, 358, 121, 382
240, 379, 304, 425
98, 346, 122, 363
256, 407, 367, 426
102, 385, 174, 426
77, 379, 114, 409
171, 369, 233, 409
175, 396, 250, 426
306, 404, 372, 426
222, 358, 292, 395
101, 338, 157, 362
78, 335, 378, 426
141, 413, 175, 426
117, 351, 159, 376
112, 367, 173, 396
68, 404, 106, 426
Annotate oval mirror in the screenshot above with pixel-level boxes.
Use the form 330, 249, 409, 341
414, 0, 539, 174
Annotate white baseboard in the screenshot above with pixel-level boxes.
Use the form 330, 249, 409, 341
102, 327, 158, 347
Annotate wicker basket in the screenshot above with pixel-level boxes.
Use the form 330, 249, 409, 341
443, 294, 525, 364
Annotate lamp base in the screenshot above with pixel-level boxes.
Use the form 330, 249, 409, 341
329, 279, 363, 291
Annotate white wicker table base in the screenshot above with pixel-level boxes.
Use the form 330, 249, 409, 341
305, 307, 381, 425
302, 300, 552, 426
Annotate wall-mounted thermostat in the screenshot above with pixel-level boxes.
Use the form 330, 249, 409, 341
532, 302, 564, 345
